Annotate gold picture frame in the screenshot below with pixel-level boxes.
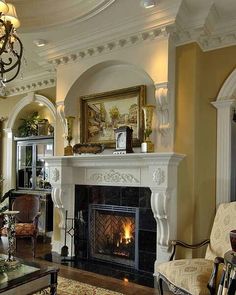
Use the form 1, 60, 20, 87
80, 85, 146, 148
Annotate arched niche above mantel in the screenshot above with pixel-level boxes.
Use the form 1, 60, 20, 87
64, 61, 155, 115
63, 60, 156, 149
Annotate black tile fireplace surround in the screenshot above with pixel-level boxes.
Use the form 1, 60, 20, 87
74, 185, 156, 276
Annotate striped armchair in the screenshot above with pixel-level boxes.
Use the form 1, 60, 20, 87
155, 202, 236, 295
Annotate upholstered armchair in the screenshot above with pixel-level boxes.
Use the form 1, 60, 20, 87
155, 202, 236, 295
1, 195, 40, 257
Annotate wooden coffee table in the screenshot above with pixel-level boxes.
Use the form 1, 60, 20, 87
0, 256, 59, 294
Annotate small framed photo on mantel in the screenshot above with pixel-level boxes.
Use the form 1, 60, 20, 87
80, 85, 146, 148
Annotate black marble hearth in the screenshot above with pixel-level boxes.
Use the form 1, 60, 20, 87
44, 251, 155, 288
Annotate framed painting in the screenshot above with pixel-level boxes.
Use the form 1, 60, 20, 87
80, 85, 146, 148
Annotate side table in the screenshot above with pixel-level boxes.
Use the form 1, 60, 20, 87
0, 255, 59, 294
218, 251, 236, 295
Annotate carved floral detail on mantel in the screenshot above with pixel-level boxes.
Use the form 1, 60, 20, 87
51, 168, 60, 182
153, 168, 165, 185
89, 169, 139, 184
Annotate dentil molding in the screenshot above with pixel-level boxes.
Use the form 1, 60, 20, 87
5, 27, 235, 97
5, 75, 56, 97
173, 26, 236, 52
49, 26, 172, 67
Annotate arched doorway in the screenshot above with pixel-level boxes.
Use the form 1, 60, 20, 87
5, 92, 56, 189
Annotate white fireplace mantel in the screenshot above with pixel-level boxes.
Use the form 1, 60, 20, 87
45, 152, 184, 266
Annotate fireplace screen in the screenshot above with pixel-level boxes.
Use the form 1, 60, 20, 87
89, 204, 139, 268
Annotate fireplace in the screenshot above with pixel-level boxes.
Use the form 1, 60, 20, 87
75, 185, 156, 273
89, 204, 138, 268
45, 153, 184, 271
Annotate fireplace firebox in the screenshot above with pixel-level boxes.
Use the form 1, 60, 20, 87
75, 185, 156, 273
89, 204, 139, 268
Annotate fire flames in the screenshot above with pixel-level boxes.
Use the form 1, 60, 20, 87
123, 220, 132, 244
116, 220, 133, 248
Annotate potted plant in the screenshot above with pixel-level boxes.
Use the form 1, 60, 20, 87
17, 112, 41, 137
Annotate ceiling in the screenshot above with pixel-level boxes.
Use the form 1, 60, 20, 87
5, 0, 236, 92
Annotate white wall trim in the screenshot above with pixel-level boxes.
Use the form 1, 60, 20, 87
216, 68, 236, 101
212, 68, 236, 206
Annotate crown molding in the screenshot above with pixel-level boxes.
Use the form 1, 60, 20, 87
36, 0, 181, 63
173, 26, 236, 51
3, 0, 235, 94
41, 0, 236, 68
5, 72, 56, 97
203, 4, 219, 34
174, 2, 236, 51
47, 25, 174, 67
47, 20, 236, 70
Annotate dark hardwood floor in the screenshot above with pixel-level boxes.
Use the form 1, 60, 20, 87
0, 236, 160, 295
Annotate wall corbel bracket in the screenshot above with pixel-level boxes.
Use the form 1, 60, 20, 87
56, 102, 67, 135
155, 82, 170, 136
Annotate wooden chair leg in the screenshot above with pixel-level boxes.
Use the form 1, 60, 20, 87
157, 276, 164, 295
32, 236, 36, 258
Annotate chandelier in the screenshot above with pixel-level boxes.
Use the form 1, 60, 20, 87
0, 0, 22, 86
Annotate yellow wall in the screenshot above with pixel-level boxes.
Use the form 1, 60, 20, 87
0, 42, 235, 255
175, 43, 236, 256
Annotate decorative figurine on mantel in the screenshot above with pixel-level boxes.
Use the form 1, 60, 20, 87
64, 116, 75, 156
142, 104, 156, 153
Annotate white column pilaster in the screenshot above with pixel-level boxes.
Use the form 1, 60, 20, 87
212, 99, 235, 206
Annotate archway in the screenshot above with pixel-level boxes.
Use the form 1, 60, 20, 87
63, 60, 156, 147
5, 92, 56, 189
212, 68, 236, 205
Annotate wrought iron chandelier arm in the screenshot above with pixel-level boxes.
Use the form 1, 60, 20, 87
0, 33, 23, 83
0, 19, 12, 56
0, 2, 23, 86
3, 61, 21, 82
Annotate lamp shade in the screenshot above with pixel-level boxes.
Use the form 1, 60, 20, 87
4, 3, 20, 28
0, 0, 9, 14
